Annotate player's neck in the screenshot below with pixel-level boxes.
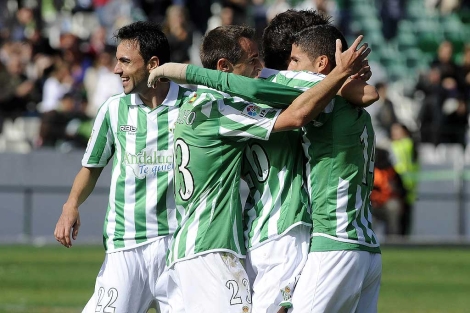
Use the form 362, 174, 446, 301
139, 81, 171, 109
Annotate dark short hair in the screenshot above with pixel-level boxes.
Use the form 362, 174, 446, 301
113, 21, 170, 65
200, 25, 256, 70
293, 24, 348, 69
262, 9, 331, 70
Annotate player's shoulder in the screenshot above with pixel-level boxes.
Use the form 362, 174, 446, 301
274, 70, 325, 88
95, 92, 127, 115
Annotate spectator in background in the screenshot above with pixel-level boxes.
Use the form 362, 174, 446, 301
431, 41, 461, 86
162, 5, 193, 64
83, 45, 122, 117
39, 60, 73, 113
0, 54, 36, 130
390, 122, 419, 236
366, 81, 398, 146
371, 147, 406, 237
38, 92, 91, 148
415, 66, 446, 145
440, 94, 469, 147
377, 0, 405, 41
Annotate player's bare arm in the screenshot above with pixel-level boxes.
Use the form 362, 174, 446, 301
273, 35, 370, 132
54, 166, 103, 248
339, 78, 379, 107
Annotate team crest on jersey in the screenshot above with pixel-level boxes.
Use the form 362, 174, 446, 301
188, 92, 198, 103
120, 125, 137, 133
242, 104, 268, 120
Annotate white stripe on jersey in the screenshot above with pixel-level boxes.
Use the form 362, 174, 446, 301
353, 186, 366, 242
335, 177, 350, 239
252, 185, 273, 245
145, 109, 160, 239
123, 106, 138, 246
185, 189, 209, 256
106, 102, 120, 250
267, 169, 286, 238
278, 70, 326, 82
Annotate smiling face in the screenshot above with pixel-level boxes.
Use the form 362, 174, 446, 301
232, 37, 262, 78
114, 39, 148, 95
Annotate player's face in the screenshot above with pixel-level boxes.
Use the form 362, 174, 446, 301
288, 44, 318, 72
232, 37, 262, 78
114, 40, 148, 95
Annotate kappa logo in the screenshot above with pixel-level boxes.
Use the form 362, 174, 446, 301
120, 125, 137, 132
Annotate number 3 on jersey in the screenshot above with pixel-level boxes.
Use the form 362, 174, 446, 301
175, 139, 194, 200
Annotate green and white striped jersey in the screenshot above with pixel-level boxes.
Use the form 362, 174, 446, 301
183, 66, 380, 253
167, 86, 281, 266
82, 82, 194, 252
242, 69, 311, 250
272, 71, 381, 253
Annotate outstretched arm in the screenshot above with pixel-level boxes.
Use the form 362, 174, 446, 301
54, 166, 103, 248
148, 63, 302, 108
273, 36, 370, 132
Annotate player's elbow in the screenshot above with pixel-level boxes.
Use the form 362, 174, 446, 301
363, 87, 380, 106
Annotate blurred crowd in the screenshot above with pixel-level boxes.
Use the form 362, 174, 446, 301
1, 0, 470, 236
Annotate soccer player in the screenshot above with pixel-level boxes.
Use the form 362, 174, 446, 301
199, 24, 310, 313
199, 25, 262, 78
53, 21, 196, 313
154, 36, 370, 313
285, 24, 382, 313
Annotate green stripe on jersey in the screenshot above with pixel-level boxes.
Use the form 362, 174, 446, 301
82, 83, 193, 252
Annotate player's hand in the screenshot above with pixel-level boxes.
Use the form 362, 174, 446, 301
147, 62, 189, 88
54, 203, 81, 248
335, 35, 371, 78
350, 59, 372, 81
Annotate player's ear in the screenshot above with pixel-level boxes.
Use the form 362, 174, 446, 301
317, 55, 329, 72
216, 58, 233, 73
147, 56, 160, 71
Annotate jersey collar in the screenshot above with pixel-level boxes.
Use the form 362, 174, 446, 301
259, 67, 279, 79
130, 81, 180, 108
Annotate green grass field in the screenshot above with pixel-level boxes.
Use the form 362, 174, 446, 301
0, 245, 469, 313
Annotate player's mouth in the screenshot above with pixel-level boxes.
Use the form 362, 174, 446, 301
121, 77, 130, 86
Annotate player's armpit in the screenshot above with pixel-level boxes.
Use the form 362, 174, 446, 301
338, 78, 379, 107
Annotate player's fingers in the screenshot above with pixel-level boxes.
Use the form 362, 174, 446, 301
72, 219, 81, 241
356, 44, 370, 59
336, 38, 342, 52
350, 35, 364, 51
358, 47, 371, 62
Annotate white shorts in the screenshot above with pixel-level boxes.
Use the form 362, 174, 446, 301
246, 225, 310, 313
289, 250, 382, 313
82, 236, 171, 313
168, 252, 252, 313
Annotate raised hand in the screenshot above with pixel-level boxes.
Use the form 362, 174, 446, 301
335, 35, 371, 78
